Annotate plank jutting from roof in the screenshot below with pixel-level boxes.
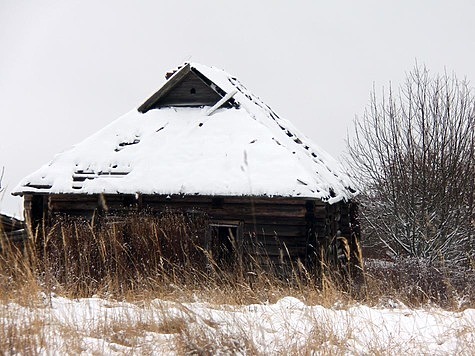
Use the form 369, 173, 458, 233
13, 62, 357, 204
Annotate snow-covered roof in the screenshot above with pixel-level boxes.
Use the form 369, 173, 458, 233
13, 63, 357, 203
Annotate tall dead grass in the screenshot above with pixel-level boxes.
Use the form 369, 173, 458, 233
1, 211, 331, 305
1, 210, 474, 354
0, 210, 473, 308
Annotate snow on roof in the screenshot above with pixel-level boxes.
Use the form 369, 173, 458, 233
13, 63, 357, 203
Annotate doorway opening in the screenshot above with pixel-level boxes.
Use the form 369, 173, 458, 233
208, 221, 242, 267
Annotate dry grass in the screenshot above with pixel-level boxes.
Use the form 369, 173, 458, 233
1, 210, 473, 306
0, 309, 47, 355
0, 212, 353, 305
0, 211, 474, 354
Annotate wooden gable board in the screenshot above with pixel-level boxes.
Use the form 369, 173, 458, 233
138, 63, 192, 113
154, 70, 222, 108
138, 63, 233, 112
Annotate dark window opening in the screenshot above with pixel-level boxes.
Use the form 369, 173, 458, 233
208, 222, 241, 267
122, 195, 136, 207
30, 195, 46, 224
211, 197, 224, 209
190, 87, 196, 94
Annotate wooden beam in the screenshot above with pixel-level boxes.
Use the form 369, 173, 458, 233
137, 63, 192, 113
206, 90, 237, 116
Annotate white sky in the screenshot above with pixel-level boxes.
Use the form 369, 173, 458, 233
1, 0, 475, 217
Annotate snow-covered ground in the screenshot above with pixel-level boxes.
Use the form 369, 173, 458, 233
2, 295, 474, 354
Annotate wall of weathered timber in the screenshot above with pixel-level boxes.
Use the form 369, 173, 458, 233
23, 193, 359, 269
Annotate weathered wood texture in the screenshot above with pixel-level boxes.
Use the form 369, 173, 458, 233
24, 193, 357, 268
138, 64, 237, 113
153, 71, 222, 107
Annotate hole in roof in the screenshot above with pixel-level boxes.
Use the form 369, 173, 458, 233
199, 123, 203, 127
25, 182, 52, 190
115, 139, 140, 152
119, 139, 140, 147
190, 88, 196, 94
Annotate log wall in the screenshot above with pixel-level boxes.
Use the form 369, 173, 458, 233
24, 193, 358, 270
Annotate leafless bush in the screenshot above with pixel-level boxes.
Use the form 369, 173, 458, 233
347, 65, 475, 266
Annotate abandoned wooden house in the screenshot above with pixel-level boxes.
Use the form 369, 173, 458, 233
13, 62, 360, 271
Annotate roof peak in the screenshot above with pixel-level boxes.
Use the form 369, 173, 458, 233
138, 62, 238, 113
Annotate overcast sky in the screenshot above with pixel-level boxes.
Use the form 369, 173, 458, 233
1, 0, 475, 216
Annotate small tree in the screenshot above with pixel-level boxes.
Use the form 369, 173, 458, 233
347, 65, 475, 265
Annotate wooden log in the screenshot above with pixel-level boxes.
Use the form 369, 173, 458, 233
243, 225, 306, 237
141, 194, 317, 206
49, 201, 99, 211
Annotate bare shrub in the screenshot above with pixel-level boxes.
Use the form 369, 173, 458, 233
347, 65, 475, 267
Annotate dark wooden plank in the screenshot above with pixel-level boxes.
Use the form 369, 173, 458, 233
49, 200, 99, 210
141, 194, 318, 206
138, 63, 192, 113
244, 225, 307, 237
243, 217, 308, 226
155, 71, 222, 107
140, 202, 308, 218
243, 245, 309, 258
